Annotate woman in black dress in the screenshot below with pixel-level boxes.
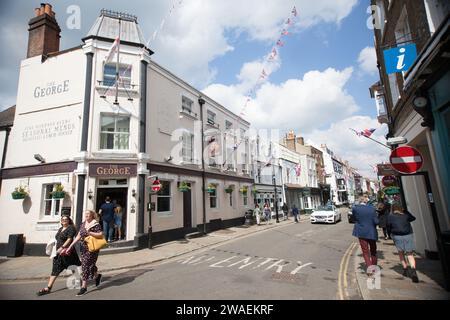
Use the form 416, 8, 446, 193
68, 210, 103, 296
37, 215, 81, 296
377, 202, 391, 240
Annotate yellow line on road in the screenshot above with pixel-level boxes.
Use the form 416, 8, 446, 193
338, 242, 357, 300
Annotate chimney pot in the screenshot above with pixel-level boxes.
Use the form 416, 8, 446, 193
44, 4, 53, 16
34, 8, 41, 16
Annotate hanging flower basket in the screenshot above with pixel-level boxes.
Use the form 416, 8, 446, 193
239, 186, 248, 194
11, 186, 28, 200
225, 186, 234, 194
252, 186, 259, 194
206, 184, 216, 193
51, 185, 66, 199
178, 181, 191, 192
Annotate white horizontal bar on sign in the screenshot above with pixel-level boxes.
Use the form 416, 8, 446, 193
391, 156, 422, 164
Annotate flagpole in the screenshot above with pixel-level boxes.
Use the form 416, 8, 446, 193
114, 15, 121, 105
363, 135, 391, 149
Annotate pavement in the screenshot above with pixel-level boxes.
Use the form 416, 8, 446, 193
0, 215, 308, 282
354, 232, 450, 300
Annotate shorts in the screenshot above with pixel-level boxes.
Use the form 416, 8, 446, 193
392, 233, 415, 253
114, 215, 122, 228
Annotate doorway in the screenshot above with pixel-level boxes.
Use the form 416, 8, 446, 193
183, 183, 192, 229
96, 187, 128, 240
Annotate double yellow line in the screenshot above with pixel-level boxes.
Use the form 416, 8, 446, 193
338, 242, 358, 300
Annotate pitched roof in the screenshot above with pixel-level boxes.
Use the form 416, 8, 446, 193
0, 105, 15, 128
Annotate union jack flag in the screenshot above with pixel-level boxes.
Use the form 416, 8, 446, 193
281, 29, 289, 36
361, 128, 376, 137
276, 39, 284, 47
292, 6, 298, 17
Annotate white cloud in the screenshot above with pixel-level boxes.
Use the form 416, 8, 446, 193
151, 0, 358, 87
305, 116, 390, 178
358, 46, 378, 75
204, 65, 358, 132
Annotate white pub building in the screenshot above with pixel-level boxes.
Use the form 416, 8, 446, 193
0, 4, 253, 255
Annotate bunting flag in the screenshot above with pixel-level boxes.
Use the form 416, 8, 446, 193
281, 29, 289, 36
276, 39, 284, 47
292, 6, 298, 17
286, 18, 294, 26
295, 163, 301, 176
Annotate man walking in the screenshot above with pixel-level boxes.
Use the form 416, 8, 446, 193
99, 196, 116, 243
292, 205, 299, 223
282, 203, 289, 220
352, 195, 379, 274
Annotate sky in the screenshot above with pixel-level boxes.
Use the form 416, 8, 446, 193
0, 0, 389, 178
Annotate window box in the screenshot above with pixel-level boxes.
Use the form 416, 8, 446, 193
51, 184, 66, 199
239, 186, 248, 194
206, 183, 216, 194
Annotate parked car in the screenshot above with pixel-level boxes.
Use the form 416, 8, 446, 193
310, 205, 341, 224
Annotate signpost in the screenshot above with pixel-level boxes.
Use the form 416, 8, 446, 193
390, 146, 424, 174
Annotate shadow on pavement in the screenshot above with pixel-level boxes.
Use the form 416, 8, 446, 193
96, 269, 153, 291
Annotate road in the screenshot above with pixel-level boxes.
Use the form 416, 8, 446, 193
0, 209, 362, 300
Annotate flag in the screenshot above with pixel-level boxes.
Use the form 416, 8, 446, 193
262, 69, 268, 77
286, 18, 294, 26
292, 6, 298, 17
362, 128, 376, 137
295, 164, 301, 176
281, 29, 289, 36
105, 36, 119, 63
276, 39, 284, 47
269, 48, 278, 60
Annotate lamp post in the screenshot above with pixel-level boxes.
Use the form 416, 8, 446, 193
272, 157, 280, 223
198, 97, 207, 235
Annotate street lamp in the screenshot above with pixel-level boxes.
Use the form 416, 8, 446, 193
272, 159, 280, 223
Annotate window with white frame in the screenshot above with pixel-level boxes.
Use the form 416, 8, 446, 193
42, 184, 63, 219
207, 110, 216, 125
209, 187, 218, 209
100, 114, 130, 150
182, 131, 194, 163
103, 63, 131, 88
157, 181, 171, 213
182, 96, 193, 114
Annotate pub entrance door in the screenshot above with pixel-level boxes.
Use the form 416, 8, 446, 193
96, 179, 128, 241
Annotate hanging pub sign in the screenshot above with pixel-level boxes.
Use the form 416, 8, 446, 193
383, 43, 417, 74
89, 163, 137, 177
382, 175, 397, 187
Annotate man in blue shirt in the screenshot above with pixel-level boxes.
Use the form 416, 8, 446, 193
99, 196, 116, 242
352, 195, 379, 273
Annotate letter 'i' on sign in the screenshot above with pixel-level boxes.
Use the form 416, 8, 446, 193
383, 44, 417, 74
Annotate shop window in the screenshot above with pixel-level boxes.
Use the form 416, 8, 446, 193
209, 188, 218, 209
42, 184, 63, 219
103, 63, 131, 88
157, 181, 171, 213
100, 114, 130, 150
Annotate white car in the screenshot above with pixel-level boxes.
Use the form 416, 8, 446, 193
310, 205, 341, 224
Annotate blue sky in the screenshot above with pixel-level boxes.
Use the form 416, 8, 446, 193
0, 0, 389, 176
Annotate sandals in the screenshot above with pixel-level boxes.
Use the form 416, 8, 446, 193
36, 286, 52, 296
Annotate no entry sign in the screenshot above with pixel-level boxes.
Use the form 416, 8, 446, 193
390, 146, 423, 174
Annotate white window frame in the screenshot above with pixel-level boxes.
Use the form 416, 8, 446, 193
388, 73, 400, 108
207, 110, 216, 125
182, 96, 193, 114
209, 186, 218, 209
99, 113, 131, 151
182, 131, 194, 163
41, 183, 63, 220
103, 63, 132, 89
156, 181, 172, 215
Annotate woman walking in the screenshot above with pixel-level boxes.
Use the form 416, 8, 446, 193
263, 203, 271, 225
376, 202, 391, 240
387, 203, 419, 283
68, 210, 104, 296
36, 215, 81, 296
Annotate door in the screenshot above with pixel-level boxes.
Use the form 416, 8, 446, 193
183, 184, 192, 229
96, 188, 128, 239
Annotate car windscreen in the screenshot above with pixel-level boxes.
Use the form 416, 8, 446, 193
317, 206, 333, 211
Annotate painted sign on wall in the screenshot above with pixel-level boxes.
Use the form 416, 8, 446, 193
22, 119, 76, 142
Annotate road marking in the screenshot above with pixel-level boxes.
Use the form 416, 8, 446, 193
338, 242, 357, 300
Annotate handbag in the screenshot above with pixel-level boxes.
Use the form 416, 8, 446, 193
84, 235, 108, 252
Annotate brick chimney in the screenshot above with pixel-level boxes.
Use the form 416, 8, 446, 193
27, 3, 61, 58
285, 130, 296, 152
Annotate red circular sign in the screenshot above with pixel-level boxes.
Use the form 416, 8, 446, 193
151, 179, 161, 192
390, 146, 423, 174
382, 175, 396, 186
